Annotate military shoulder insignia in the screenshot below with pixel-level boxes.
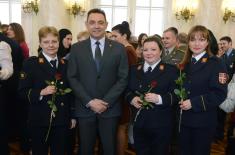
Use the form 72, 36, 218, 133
137, 65, 142, 70
19, 72, 26, 79
159, 64, 165, 71
38, 58, 44, 64
218, 72, 227, 84
201, 58, 208, 63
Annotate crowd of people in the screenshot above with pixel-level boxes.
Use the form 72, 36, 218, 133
0, 8, 235, 155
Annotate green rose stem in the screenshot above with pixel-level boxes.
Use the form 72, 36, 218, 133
134, 81, 157, 121
45, 80, 58, 142
174, 64, 187, 133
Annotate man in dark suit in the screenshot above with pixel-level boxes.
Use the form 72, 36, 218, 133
220, 36, 235, 81
67, 8, 128, 155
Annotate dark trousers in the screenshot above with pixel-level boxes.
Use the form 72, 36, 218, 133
215, 108, 226, 140
179, 125, 215, 155
133, 126, 171, 155
78, 116, 119, 155
30, 126, 67, 155
0, 85, 9, 155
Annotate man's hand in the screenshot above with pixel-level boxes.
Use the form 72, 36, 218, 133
89, 99, 108, 114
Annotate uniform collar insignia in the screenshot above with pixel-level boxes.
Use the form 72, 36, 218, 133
137, 64, 142, 70
39, 58, 44, 64
159, 64, 165, 71
60, 58, 65, 64
201, 58, 207, 63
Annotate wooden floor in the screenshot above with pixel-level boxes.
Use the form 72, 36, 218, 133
8, 138, 227, 155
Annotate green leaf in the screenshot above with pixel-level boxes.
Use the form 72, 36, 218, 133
64, 88, 72, 93
174, 89, 180, 95
47, 100, 53, 105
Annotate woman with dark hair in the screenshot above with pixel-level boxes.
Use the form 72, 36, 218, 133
111, 21, 137, 155
136, 33, 148, 62
57, 29, 72, 59
179, 25, 227, 155
125, 36, 178, 155
112, 21, 137, 66
7, 22, 29, 59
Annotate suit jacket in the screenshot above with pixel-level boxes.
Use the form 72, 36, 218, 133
182, 53, 227, 127
223, 49, 235, 81
162, 47, 184, 65
125, 61, 178, 128
18, 53, 73, 126
67, 38, 128, 118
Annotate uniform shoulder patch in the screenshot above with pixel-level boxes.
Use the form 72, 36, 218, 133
219, 72, 227, 84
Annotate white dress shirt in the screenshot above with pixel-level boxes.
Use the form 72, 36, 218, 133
0, 41, 13, 80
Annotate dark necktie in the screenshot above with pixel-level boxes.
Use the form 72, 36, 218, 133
191, 57, 196, 64
50, 59, 57, 72
165, 49, 169, 55
146, 66, 152, 73
95, 41, 102, 72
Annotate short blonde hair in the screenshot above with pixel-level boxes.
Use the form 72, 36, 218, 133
38, 26, 59, 42
77, 31, 89, 42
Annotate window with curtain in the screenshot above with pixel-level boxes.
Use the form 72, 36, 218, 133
0, 0, 21, 24
97, 0, 164, 37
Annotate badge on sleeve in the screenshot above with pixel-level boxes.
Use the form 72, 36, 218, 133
218, 73, 227, 84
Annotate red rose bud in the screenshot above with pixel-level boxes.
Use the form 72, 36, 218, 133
151, 81, 157, 88
178, 63, 184, 70
55, 73, 62, 80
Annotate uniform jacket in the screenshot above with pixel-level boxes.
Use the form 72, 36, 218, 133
67, 38, 128, 118
18, 53, 73, 126
125, 61, 178, 128
162, 47, 184, 65
182, 53, 227, 127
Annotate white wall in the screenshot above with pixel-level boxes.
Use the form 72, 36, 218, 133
22, 0, 235, 56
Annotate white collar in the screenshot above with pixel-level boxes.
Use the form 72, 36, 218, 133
143, 59, 161, 72
192, 51, 206, 61
42, 51, 58, 63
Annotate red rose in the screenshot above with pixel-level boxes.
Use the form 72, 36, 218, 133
151, 81, 157, 88
178, 63, 185, 70
55, 73, 62, 80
